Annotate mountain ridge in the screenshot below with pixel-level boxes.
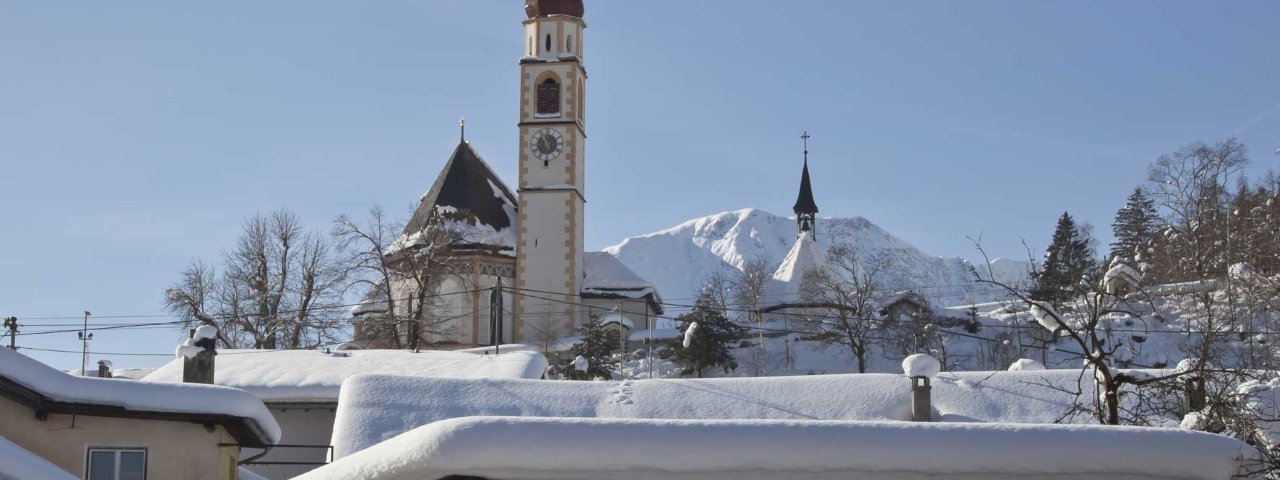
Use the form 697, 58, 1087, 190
603, 208, 1030, 310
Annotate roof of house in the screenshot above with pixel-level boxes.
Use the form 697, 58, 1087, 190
399, 140, 518, 257
327, 368, 1161, 458
0, 347, 280, 448
142, 349, 548, 404
581, 252, 664, 314
0, 435, 78, 480
300, 416, 1248, 480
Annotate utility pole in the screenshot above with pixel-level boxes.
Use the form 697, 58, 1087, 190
617, 301, 625, 379
490, 278, 504, 355
3, 317, 17, 350
78, 311, 93, 376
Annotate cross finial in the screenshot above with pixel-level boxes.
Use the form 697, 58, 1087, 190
459, 117, 466, 142
801, 131, 810, 161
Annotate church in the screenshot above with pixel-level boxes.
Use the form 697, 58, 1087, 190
352, 0, 664, 352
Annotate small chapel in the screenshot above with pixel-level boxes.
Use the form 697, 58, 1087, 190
351, 0, 663, 352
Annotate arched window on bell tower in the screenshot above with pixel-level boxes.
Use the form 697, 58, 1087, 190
537, 77, 561, 115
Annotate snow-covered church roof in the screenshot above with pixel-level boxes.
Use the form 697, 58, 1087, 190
400, 140, 518, 256
582, 252, 664, 314
763, 232, 825, 307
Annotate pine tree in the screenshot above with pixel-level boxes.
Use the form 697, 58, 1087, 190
1032, 212, 1098, 306
567, 315, 617, 380
670, 302, 746, 378
1109, 187, 1160, 262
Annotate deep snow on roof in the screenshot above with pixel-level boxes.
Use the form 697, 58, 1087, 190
302, 416, 1249, 480
582, 252, 662, 301
0, 435, 78, 480
143, 349, 548, 403
329, 369, 1129, 457
0, 347, 281, 444
765, 232, 825, 305
400, 141, 518, 255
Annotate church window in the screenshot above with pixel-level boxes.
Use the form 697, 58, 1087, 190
545, 34, 552, 53
566, 34, 573, 54
537, 78, 560, 115
528, 36, 534, 55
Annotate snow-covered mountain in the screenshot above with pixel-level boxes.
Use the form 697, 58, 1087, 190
603, 209, 1030, 309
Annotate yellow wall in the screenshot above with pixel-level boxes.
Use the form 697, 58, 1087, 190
0, 394, 242, 480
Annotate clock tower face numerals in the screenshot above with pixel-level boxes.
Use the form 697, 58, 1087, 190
530, 128, 565, 164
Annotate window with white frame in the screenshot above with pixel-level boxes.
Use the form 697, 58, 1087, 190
86, 448, 147, 480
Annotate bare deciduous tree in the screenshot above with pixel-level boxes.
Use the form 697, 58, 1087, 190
731, 257, 771, 376
166, 208, 345, 349
798, 244, 890, 373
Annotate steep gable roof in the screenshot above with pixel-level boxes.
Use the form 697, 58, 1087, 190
402, 141, 518, 255
764, 233, 825, 306
581, 252, 665, 314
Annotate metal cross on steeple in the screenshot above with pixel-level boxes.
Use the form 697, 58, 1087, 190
460, 117, 466, 142
801, 131, 810, 162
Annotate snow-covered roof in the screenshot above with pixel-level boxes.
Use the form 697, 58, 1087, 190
327, 369, 1147, 457
763, 232, 824, 306
0, 435, 77, 480
66, 367, 157, 380
142, 349, 548, 403
398, 141, 518, 256
582, 252, 664, 313
0, 347, 280, 447
302, 416, 1248, 480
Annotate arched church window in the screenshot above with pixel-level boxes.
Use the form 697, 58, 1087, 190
566, 34, 573, 54
528, 36, 534, 55
545, 34, 552, 53
537, 78, 560, 115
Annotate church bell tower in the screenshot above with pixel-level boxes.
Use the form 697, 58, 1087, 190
793, 132, 820, 240
513, 0, 588, 342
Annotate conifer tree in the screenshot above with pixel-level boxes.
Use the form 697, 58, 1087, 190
1031, 212, 1098, 306
1109, 187, 1160, 262
670, 298, 746, 378
568, 314, 617, 380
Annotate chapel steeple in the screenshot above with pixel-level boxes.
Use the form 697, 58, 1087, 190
793, 131, 819, 239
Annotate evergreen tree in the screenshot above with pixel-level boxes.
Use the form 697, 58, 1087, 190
1031, 212, 1098, 306
567, 314, 617, 380
670, 302, 746, 378
1109, 187, 1160, 262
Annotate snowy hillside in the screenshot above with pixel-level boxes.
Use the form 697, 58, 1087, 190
603, 208, 1030, 309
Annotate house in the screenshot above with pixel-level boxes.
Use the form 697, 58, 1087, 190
298, 416, 1249, 480
0, 347, 280, 480
141, 348, 548, 480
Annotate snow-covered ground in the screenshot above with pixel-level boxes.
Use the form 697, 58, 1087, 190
141, 348, 547, 402
301, 416, 1250, 480
603, 208, 1031, 314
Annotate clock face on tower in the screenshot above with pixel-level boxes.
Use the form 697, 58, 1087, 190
530, 128, 565, 163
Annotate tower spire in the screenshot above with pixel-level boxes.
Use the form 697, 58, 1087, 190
459, 117, 466, 143
792, 131, 819, 240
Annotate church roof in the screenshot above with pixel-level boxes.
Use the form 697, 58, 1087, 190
792, 158, 819, 215
524, 0, 584, 18
764, 233, 825, 307
402, 141, 518, 256
582, 252, 664, 315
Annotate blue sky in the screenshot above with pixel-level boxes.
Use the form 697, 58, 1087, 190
2, 1, 1278, 369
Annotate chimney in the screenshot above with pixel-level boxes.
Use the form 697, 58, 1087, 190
181, 326, 218, 384
96, 360, 113, 379
902, 353, 940, 422
911, 376, 932, 422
